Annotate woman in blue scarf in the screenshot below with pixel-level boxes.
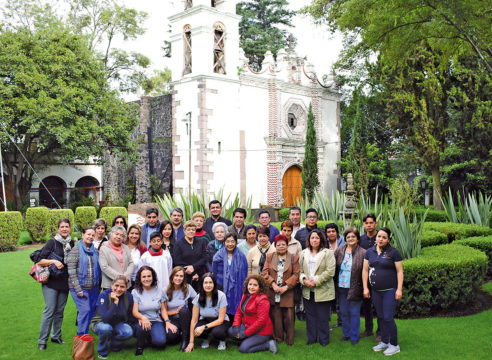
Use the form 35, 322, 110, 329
67, 226, 101, 334
212, 233, 248, 319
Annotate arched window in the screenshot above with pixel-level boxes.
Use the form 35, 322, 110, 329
183, 25, 192, 75
288, 113, 297, 129
211, 0, 216, 7
213, 22, 226, 74
185, 0, 192, 10
39, 176, 67, 208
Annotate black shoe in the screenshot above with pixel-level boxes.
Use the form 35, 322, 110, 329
351, 339, 359, 345
180, 340, 188, 352
38, 344, 46, 350
135, 347, 144, 356
51, 338, 65, 344
296, 312, 306, 321
340, 336, 350, 342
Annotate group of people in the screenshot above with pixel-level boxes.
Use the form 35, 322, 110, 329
36, 202, 404, 358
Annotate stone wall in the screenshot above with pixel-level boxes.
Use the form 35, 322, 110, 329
103, 94, 173, 203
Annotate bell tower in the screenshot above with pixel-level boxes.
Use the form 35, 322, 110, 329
169, 0, 241, 81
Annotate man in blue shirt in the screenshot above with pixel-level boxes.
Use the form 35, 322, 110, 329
294, 208, 319, 249
141, 207, 161, 248
171, 208, 185, 241
257, 210, 279, 243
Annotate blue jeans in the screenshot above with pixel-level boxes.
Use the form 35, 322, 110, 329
135, 321, 166, 348
371, 288, 398, 346
96, 322, 133, 356
38, 285, 68, 344
338, 288, 362, 340
70, 288, 100, 335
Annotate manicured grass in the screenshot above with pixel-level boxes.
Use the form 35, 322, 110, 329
1, 249, 491, 360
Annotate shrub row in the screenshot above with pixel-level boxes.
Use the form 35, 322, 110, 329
424, 222, 492, 242
25, 207, 50, 243
0, 212, 23, 251
398, 244, 487, 317
421, 230, 448, 247
414, 208, 448, 222
99, 207, 128, 228
455, 236, 492, 276
75, 206, 97, 231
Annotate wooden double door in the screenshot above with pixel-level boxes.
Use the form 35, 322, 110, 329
282, 166, 302, 207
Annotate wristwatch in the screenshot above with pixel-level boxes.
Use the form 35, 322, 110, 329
164, 319, 170, 322
204, 325, 209, 330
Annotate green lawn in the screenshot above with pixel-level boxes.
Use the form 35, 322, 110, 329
1, 249, 491, 360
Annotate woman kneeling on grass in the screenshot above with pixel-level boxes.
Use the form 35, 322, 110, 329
91, 275, 135, 359
132, 266, 176, 356
185, 273, 230, 352
363, 227, 403, 356
228, 275, 278, 354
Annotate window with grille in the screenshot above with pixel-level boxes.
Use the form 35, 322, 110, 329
213, 23, 226, 74
288, 113, 297, 129
183, 25, 192, 75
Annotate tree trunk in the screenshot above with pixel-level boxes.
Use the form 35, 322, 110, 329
431, 165, 443, 210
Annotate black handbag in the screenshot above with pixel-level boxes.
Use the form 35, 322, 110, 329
48, 241, 65, 279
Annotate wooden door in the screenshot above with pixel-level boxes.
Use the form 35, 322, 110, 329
282, 166, 302, 207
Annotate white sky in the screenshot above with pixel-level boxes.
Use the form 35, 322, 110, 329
115, 0, 343, 99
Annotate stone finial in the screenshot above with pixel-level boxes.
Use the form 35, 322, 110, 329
345, 173, 357, 210
261, 51, 275, 71
277, 48, 286, 63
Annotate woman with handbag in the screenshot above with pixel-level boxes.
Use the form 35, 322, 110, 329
261, 234, 300, 346
37, 218, 74, 350
67, 226, 101, 335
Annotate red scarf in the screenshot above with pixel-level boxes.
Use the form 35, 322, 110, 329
149, 248, 163, 256
195, 229, 206, 237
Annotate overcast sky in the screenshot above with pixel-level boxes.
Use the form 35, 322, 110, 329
114, 0, 343, 99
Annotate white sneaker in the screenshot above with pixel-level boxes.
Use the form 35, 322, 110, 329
384, 344, 400, 356
217, 340, 227, 350
373, 342, 389, 352
201, 339, 210, 349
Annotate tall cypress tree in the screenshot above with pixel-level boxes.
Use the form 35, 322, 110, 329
301, 103, 319, 202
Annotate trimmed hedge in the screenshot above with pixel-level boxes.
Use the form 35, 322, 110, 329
421, 230, 448, 247
455, 236, 492, 276
0, 212, 23, 251
423, 222, 492, 242
75, 206, 97, 231
25, 207, 50, 243
99, 207, 128, 229
414, 208, 448, 222
398, 244, 487, 317
278, 208, 290, 222
48, 209, 75, 237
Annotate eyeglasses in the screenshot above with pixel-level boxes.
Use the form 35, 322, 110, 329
306, 216, 318, 220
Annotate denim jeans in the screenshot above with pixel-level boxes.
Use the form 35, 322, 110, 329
96, 322, 133, 356
70, 288, 100, 335
338, 288, 362, 340
371, 288, 398, 346
135, 321, 166, 348
38, 285, 69, 344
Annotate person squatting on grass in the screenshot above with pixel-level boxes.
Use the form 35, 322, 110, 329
363, 227, 404, 356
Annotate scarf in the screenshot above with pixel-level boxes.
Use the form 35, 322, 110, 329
108, 242, 124, 273
216, 247, 248, 315
78, 240, 100, 287
215, 240, 224, 251
258, 243, 271, 273
149, 248, 163, 256
54, 232, 72, 259
195, 229, 206, 237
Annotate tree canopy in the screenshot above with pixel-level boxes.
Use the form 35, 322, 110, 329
0, 26, 139, 209
301, 103, 319, 202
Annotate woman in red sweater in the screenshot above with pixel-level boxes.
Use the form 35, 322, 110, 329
228, 275, 278, 354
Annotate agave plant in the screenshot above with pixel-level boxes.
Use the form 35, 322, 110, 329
389, 207, 428, 260
313, 190, 346, 222
357, 187, 392, 227
155, 189, 254, 223
440, 189, 491, 226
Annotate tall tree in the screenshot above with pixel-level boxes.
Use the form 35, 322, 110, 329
0, 26, 139, 210
237, 0, 295, 71
301, 103, 319, 202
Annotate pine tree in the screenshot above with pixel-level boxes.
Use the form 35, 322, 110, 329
301, 103, 319, 202
237, 0, 295, 71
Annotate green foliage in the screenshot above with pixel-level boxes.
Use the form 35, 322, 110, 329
278, 208, 290, 222
423, 222, 492, 243
237, 0, 295, 71
389, 175, 421, 211
75, 206, 97, 231
99, 207, 128, 228
48, 209, 75, 237
156, 189, 254, 224
24, 207, 49, 243
301, 103, 319, 202
421, 230, 448, 248
0, 211, 23, 251
313, 191, 345, 225
414, 207, 448, 222
0, 25, 140, 210
441, 188, 492, 227
399, 244, 487, 317
455, 236, 492, 276
142, 68, 172, 96
389, 207, 427, 259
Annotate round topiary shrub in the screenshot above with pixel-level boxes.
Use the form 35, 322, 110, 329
99, 207, 128, 229
75, 206, 97, 231
48, 209, 75, 237
0, 211, 23, 251
423, 222, 492, 242
25, 207, 50, 243
455, 236, 492, 276
421, 230, 448, 247
398, 243, 487, 317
